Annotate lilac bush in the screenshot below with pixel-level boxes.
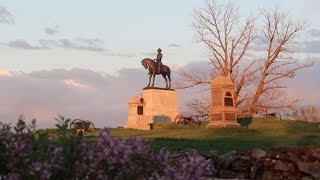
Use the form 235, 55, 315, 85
72, 130, 171, 179
32, 147, 64, 179
0, 117, 215, 179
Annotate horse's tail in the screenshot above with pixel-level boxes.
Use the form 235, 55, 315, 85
165, 65, 171, 81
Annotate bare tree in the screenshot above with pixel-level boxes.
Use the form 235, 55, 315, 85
185, 97, 211, 119
177, 0, 257, 116
175, 66, 213, 90
176, 0, 257, 113
192, 0, 256, 77
176, 1, 313, 118
248, 7, 313, 115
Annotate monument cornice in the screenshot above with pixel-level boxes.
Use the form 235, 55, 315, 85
143, 87, 175, 91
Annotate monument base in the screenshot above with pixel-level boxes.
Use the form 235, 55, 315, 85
206, 120, 240, 128
124, 88, 179, 130
124, 116, 151, 130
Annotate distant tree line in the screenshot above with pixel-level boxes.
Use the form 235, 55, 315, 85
288, 105, 320, 122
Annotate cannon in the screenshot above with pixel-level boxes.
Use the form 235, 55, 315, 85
69, 119, 96, 132
174, 114, 201, 126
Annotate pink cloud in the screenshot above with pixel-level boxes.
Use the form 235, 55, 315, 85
0, 69, 13, 77
64, 79, 91, 89
0, 68, 146, 128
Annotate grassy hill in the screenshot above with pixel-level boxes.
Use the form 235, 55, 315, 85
109, 118, 320, 153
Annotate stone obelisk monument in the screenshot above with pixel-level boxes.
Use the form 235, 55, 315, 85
206, 75, 240, 128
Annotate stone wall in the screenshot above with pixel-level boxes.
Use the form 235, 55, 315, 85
175, 146, 320, 179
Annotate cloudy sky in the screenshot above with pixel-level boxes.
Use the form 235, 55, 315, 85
0, 0, 319, 128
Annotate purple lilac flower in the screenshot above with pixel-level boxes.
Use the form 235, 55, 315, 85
31, 147, 64, 179
4, 136, 32, 174
1, 126, 215, 179
32, 162, 52, 179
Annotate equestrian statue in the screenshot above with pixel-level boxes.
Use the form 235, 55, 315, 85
141, 48, 171, 89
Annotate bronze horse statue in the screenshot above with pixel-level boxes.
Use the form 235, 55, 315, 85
141, 58, 171, 89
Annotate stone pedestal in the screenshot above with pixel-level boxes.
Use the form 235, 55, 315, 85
206, 76, 240, 128
124, 88, 179, 130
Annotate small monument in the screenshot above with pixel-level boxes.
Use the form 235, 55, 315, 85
206, 75, 240, 128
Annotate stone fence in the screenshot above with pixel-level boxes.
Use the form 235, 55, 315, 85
172, 146, 320, 179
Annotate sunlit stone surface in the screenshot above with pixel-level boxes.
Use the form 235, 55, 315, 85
124, 88, 179, 130
206, 76, 240, 128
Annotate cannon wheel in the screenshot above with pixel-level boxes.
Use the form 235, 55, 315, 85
185, 116, 199, 126
175, 114, 183, 124
82, 120, 95, 131
0, 121, 5, 129
70, 119, 84, 129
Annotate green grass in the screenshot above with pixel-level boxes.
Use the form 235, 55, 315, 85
109, 119, 320, 153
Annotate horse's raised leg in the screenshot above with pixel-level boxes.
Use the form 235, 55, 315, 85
162, 74, 168, 88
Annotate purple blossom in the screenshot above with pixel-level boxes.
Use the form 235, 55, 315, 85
0, 125, 215, 179
31, 147, 64, 179
32, 162, 52, 179
4, 136, 32, 174
6, 172, 22, 180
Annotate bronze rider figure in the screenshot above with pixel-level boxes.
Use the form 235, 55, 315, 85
153, 48, 163, 74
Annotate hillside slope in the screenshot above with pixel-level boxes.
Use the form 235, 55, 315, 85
110, 119, 320, 152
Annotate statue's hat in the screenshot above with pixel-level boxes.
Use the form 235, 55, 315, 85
157, 48, 162, 52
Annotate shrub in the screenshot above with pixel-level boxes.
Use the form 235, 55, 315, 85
0, 116, 215, 179
237, 116, 253, 128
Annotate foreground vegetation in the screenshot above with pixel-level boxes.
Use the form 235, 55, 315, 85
110, 118, 320, 153
0, 117, 213, 179
1, 117, 319, 179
